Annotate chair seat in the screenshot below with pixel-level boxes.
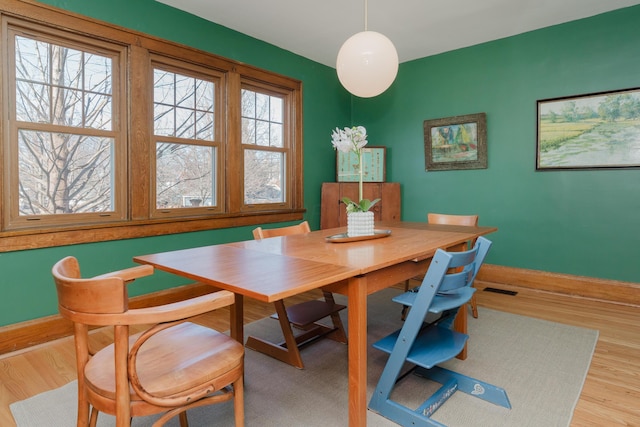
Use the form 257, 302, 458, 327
373, 325, 469, 370
393, 286, 475, 314
271, 299, 346, 328
86, 322, 244, 400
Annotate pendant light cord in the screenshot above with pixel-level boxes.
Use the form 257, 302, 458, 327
364, 0, 368, 31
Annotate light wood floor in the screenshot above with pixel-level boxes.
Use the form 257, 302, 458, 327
1, 281, 639, 426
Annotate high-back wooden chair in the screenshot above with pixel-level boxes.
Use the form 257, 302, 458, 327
252, 221, 311, 240
403, 213, 480, 320
246, 221, 347, 369
427, 212, 479, 228
52, 256, 244, 427
369, 237, 511, 426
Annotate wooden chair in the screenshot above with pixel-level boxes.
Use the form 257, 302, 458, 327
369, 237, 511, 426
402, 213, 480, 320
246, 221, 347, 369
52, 256, 244, 427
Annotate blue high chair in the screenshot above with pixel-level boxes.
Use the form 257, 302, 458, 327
368, 236, 511, 426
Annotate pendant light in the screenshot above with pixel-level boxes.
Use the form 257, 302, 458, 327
336, 0, 399, 98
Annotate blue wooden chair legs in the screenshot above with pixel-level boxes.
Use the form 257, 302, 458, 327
370, 362, 510, 427
415, 366, 511, 415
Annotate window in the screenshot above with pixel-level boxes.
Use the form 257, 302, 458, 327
0, 3, 303, 251
4, 23, 127, 230
241, 86, 288, 207
151, 60, 224, 217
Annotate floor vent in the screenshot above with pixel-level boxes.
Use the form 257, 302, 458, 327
483, 287, 518, 296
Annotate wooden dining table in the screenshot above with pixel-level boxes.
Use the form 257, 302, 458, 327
133, 221, 497, 426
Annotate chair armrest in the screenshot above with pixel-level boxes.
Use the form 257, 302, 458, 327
93, 264, 154, 283
123, 290, 236, 325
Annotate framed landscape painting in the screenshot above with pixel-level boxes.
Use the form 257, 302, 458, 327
424, 113, 487, 171
536, 87, 640, 170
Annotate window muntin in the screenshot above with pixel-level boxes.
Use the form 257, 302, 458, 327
5, 25, 126, 229
151, 63, 222, 215
241, 87, 288, 206
242, 89, 283, 147
15, 36, 113, 130
153, 69, 215, 140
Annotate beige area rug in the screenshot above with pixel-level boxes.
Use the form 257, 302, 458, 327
11, 289, 598, 427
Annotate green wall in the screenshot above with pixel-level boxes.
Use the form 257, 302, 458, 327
2, 1, 639, 328
0, 0, 351, 326
354, 5, 640, 283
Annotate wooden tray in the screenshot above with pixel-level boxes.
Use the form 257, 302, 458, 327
325, 229, 392, 243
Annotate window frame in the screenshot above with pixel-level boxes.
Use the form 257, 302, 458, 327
149, 56, 226, 219
240, 81, 294, 212
0, 1, 304, 252
3, 18, 129, 231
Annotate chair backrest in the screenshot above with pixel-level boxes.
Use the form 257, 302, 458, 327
428, 213, 479, 251
252, 220, 310, 239
52, 256, 151, 318
411, 236, 492, 323
427, 213, 478, 226
431, 237, 490, 292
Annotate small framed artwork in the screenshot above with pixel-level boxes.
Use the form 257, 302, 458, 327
424, 113, 487, 171
336, 146, 386, 182
536, 87, 640, 170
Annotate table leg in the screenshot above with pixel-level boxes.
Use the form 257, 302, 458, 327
230, 293, 244, 343
454, 303, 468, 360
348, 276, 368, 427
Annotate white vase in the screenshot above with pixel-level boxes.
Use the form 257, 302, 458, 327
347, 211, 375, 237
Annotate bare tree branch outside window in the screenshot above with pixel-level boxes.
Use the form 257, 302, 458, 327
14, 35, 115, 216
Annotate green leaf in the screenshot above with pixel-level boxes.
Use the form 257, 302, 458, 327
359, 198, 380, 212
341, 197, 380, 212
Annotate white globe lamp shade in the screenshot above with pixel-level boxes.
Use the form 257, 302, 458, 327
336, 31, 399, 98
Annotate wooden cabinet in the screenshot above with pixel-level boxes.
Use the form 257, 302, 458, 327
320, 182, 401, 229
